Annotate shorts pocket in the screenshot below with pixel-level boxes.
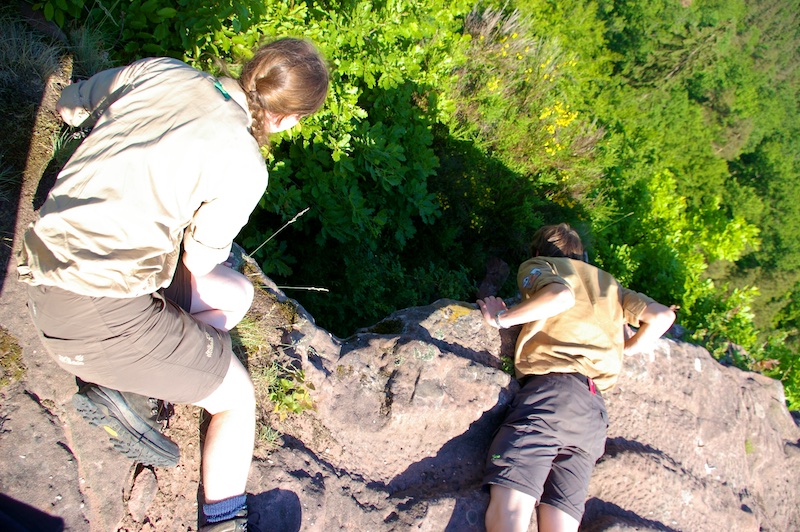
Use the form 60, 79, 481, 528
589, 397, 609, 461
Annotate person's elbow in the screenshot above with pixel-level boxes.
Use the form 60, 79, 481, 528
182, 229, 232, 277
642, 302, 676, 336
56, 99, 90, 126
56, 84, 91, 126
181, 243, 229, 277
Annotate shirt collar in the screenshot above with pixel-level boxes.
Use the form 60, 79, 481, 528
218, 77, 253, 125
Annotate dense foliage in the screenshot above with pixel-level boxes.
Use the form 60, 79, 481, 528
37, 0, 800, 408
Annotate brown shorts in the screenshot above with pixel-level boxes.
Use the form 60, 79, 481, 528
162, 254, 193, 313
483, 373, 608, 521
26, 265, 231, 404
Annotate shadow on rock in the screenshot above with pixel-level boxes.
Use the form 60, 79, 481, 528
603, 436, 669, 459
0, 492, 65, 532
386, 398, 507, 497
385, 396, 511, 529
600, 436, 683, 472
248, 489, 302, 532
582, 498, 682, 532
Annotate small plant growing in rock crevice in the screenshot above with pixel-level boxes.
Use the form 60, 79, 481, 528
266, 363, 315, 422
256, 424, 282, 450
500, 355, 514, 376
744, 438, 756, 455
0, 325, 26, 388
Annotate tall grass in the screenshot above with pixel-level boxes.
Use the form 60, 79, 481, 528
68, 25, 113, 78
0, 154, 19, 204
0, 16, 62, 84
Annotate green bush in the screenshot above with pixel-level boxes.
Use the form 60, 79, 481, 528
27, 0, 800, 406
32, 0, 84, 28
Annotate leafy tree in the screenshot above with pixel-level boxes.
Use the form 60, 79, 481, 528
29, 0, 800, 403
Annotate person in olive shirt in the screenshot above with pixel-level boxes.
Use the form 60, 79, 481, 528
19, 39, 329, 530
477, 223, 675, 532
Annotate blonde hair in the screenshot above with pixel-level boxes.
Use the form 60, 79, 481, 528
529, 223, 584, 260
239, 38, 329, 145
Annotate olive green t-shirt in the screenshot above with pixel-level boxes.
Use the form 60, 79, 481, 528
514, 257, 654, 393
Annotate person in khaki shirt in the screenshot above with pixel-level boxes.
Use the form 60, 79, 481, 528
477, 224, 675, 532
19, 39, 328, 531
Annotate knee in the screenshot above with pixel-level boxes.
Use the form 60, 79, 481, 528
216, 375, 255, 415
485, 485, 536, 532
196, 358, 256, 414
485, 495, 512, 532
215, 268, 254, 326
240, 374, 256, 412
228, 368, 256, 413
485, 500, 502, 532
241, 277, 254, 311
226, 270, 254, 318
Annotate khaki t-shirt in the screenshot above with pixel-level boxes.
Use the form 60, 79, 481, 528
18, 58, 268, 298
514, 257, 654, 392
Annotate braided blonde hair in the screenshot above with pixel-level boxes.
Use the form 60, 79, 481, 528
239, 38, 329, 146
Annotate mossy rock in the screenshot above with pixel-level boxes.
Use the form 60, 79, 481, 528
0, 325, 26, 388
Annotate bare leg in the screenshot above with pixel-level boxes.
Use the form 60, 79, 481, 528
537, 502, 580, 532
187, 260, 256, 503
193, 355, 256, 503
486, 484, 537, 532
190, 263, 254, 330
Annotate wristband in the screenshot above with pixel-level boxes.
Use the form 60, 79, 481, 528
494, 309, 508, 329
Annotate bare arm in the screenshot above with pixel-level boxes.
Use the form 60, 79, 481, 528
182, 143, 269, 277
477, 283, 575, 329
56, 66, 127, 127
624, 302, 676, 355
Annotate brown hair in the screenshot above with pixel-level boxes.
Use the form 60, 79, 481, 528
239, 38, 329, 145
529, 223, 584, 260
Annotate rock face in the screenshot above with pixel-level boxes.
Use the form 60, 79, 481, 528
1, 269, 799, 531
586, 342, 799, 531
251, 288, 800, 532
265, 297, 514, 531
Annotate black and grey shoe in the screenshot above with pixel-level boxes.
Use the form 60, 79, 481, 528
72, 383, 180, 467
199, 509, 249, 532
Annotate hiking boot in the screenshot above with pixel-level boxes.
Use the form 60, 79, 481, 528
72, 383, 180, 467
199, 509, 249, 532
